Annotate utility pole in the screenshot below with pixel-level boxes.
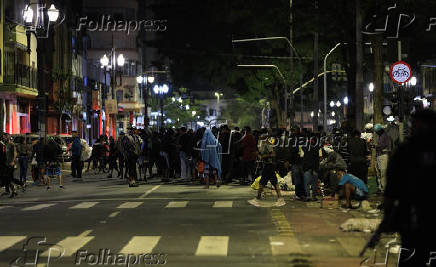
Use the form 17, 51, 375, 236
372, 35, 384, 125
289, 0, 294, 128
313, 1, 319, 132
355, 0, 364, 131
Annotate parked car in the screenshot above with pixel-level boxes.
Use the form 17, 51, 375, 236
12, 133, 40, 145
47, 134, 71, 162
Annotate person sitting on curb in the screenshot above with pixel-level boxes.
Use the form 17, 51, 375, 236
333, 169, 368, 209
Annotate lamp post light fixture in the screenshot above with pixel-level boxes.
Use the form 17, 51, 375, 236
47, 4, 60, 22
369, 82, 375, 92
192, 111, 197, 116
153, 84, 170, 129
330, 101, 335, 108
185, 104, 190, 110
147, 76, 155, 84
343, 96, 349, 105
410, 76, 417, 86
336, 100, 341, 107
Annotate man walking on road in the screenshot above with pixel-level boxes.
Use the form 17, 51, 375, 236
120, 127, 142, 187
71, 131, 83, 180
374, 124, 392, 193
249, 130, 284, 207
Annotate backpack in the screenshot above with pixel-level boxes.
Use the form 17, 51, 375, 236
121, 134, 141, 158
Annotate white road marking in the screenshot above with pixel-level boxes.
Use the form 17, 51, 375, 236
69, 202, 99, 209
120, 236, 161, 254
138, 185, 161, 199
269, 236, 303, 255
41, 230, 94, 257
336, 237, 367, 256
0, 236, 27, 252
0, 206, 12, 210
213, 201, 233, 208
108, 211, 120, 218
22, 204, 56, 211
117, 202, 143, 209
165, 201, 188, 208
195, 236, 229, 256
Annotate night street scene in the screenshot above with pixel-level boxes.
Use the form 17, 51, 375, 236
1, 0, 436, 266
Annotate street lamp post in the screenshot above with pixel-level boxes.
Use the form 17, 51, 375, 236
23, 4, 61, 139
232, 36, 304, 128
153, 84, 169, 130
323, 43, 342, 132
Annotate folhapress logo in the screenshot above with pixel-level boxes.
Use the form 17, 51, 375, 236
9, 236, 65, 267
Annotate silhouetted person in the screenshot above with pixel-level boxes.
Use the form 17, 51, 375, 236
382, 110, 436, 267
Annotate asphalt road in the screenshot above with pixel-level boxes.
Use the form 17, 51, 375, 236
0, 173, 393, 267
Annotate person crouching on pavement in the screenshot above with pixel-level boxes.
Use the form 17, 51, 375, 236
249, 130, 284, 206
333, 169, 368, 209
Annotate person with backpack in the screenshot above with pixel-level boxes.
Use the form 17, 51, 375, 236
120, 126, 142, 187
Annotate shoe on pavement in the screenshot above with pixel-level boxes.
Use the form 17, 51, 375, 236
248, 198, 261, 207
59, 185, 65, 189
46, 186, 50, 190
275, 199, 286, 207
128, 183, 138, 187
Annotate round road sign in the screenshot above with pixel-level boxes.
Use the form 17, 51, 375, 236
390, 61, 412, 84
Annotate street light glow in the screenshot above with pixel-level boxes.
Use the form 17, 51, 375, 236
336, 101, 341, 107
369, 82, 374, 92
331, 111, 335, 117
330, 101, 335, 107
100, 54, 109, 67
136, 76, 143, 84
410, 76, 417, 86
186, 105, 190, 110
343, 96, 349, 105
147, 76, 155, 84
192, 110, 197, 116
47, 4, 59, 22
153, 85, 159, 94
117, 54, 125, 67
23, 5, 34, 23
162, 84, 169, 94
310, 111, 314, 117
178, 97, 183, 103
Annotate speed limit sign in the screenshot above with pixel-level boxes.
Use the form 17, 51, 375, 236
390, 61, 412, 84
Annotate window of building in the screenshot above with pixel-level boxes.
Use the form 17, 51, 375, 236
116, 90, 124, 103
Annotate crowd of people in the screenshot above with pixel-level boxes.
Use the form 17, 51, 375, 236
0, 118, 381, 203
0, 112, 416, 205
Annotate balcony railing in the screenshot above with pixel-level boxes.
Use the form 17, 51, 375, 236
4, 63, 38, 89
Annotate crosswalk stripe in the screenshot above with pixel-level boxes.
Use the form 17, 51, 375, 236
165, 201, 188, 208
213, 201, 233, 208
0, 236, 27, 253
41, 230, 94, 257
22, 204, 56, 211
117, 202, 143, 209
336, 237, 367, 256
269, 236, 302, 255
109, 211, 120, 218
120, 236, 161, 254
69, 202, 99, 209
195, 236, 229, 256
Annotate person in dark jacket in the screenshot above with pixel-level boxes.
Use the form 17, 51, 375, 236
71, 131, 83, 179
348, 130, 369, 183
44, 137, 64, 190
